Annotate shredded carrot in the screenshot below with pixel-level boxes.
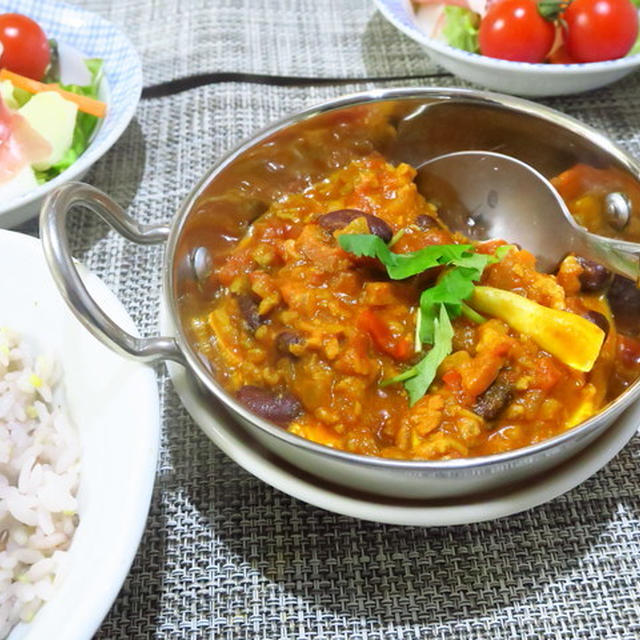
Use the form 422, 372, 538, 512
0, 69, 107, 118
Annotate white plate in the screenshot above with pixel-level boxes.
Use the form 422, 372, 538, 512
0, 0, 142, 227
0, 230, 159, 640
162, 308, 639, 526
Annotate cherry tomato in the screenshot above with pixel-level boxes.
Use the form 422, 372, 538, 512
478, 0, 555, 63
563, 0, 638, 63
0, 13, 50, 80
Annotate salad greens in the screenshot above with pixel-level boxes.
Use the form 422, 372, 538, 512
442, 6, 480, 53
0, 12, 107, 201
339, 233, 502, 405
628, 30, 640, 56
34, 58, 103, 184
42, 40, 60, 84
625, 0, 640, 55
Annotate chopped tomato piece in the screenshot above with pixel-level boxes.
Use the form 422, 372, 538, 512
459, 354, 504, 398
357, 309, 411, 361
476, 239, 507, 255
532, 355, 562, 390
442, 369, 462, 390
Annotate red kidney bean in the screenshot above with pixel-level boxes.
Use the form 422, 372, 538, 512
317, 209, 393, 243
275, 331, 304, 356
607, 275, 640, 335
236, 386, 302, 425
236, 293, 264, 332
576, 257, 612, 292
415, 214, 439, 230
473, 374, 513, 421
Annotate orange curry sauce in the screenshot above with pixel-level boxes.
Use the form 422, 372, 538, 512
187, 154, 640, 460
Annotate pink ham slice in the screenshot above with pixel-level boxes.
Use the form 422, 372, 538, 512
0, 96, 51, 183
413, 0, 489, 40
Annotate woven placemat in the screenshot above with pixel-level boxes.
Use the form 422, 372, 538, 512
69, 0, 439, 84
30, 1, 640, 637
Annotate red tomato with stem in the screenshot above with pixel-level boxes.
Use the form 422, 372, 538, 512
0, 13, 50, 80
563, 0, 639, 63
478, 0, 556, 63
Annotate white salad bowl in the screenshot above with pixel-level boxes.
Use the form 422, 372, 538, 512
0, 0, 142, 228
0, 230, 159, 640
375, 0, 640, 97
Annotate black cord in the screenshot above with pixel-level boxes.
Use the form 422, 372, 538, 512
141, 71, 452, 99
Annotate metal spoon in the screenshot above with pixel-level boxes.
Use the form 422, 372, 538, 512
415, 150, 640, 282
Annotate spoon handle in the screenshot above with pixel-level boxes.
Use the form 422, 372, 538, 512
573, 229, 640, 285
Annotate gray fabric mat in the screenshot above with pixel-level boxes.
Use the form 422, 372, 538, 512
71, 0, 440, 84
32, 0, 640, 637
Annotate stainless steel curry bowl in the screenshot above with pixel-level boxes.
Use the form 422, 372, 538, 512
40, 88, 640, 500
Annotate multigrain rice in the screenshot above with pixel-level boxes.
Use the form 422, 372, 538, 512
0, 328, 80, 637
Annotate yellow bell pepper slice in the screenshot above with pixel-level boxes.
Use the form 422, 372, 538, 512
469, 286, 605, 372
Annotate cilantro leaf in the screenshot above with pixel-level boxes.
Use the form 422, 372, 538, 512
419, 265, 488, 343
460, 302, 485, 324
404, 306, 454, 406
339, 232, 495, 403
449, 251, 496, 278
380, 366, 419, 387
338, 233, 476, 280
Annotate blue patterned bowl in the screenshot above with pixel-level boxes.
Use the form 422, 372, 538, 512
375, 0, 640, 97
0, 0, 142, 227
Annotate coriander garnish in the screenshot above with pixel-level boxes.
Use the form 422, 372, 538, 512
339, 233, 500, 405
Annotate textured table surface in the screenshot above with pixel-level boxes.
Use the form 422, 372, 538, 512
31, 1, 640, 637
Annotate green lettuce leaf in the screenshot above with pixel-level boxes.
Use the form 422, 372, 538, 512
628, 32, 640, 56
627, 0, 640, 52
42, 39, 61, 84
442, 6, 480, 54
35, 58, 103, 183
12, 87, 32, 108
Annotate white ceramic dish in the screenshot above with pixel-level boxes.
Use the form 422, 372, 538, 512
161, 306, 639, 527
0, 0, 142, 228
375, 0, 640, 97
0, 230, 159, 640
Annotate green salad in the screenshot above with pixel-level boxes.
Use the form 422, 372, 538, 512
0, 12, 106, 200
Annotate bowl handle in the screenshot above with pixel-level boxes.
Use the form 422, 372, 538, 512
40, 182, 185, 365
